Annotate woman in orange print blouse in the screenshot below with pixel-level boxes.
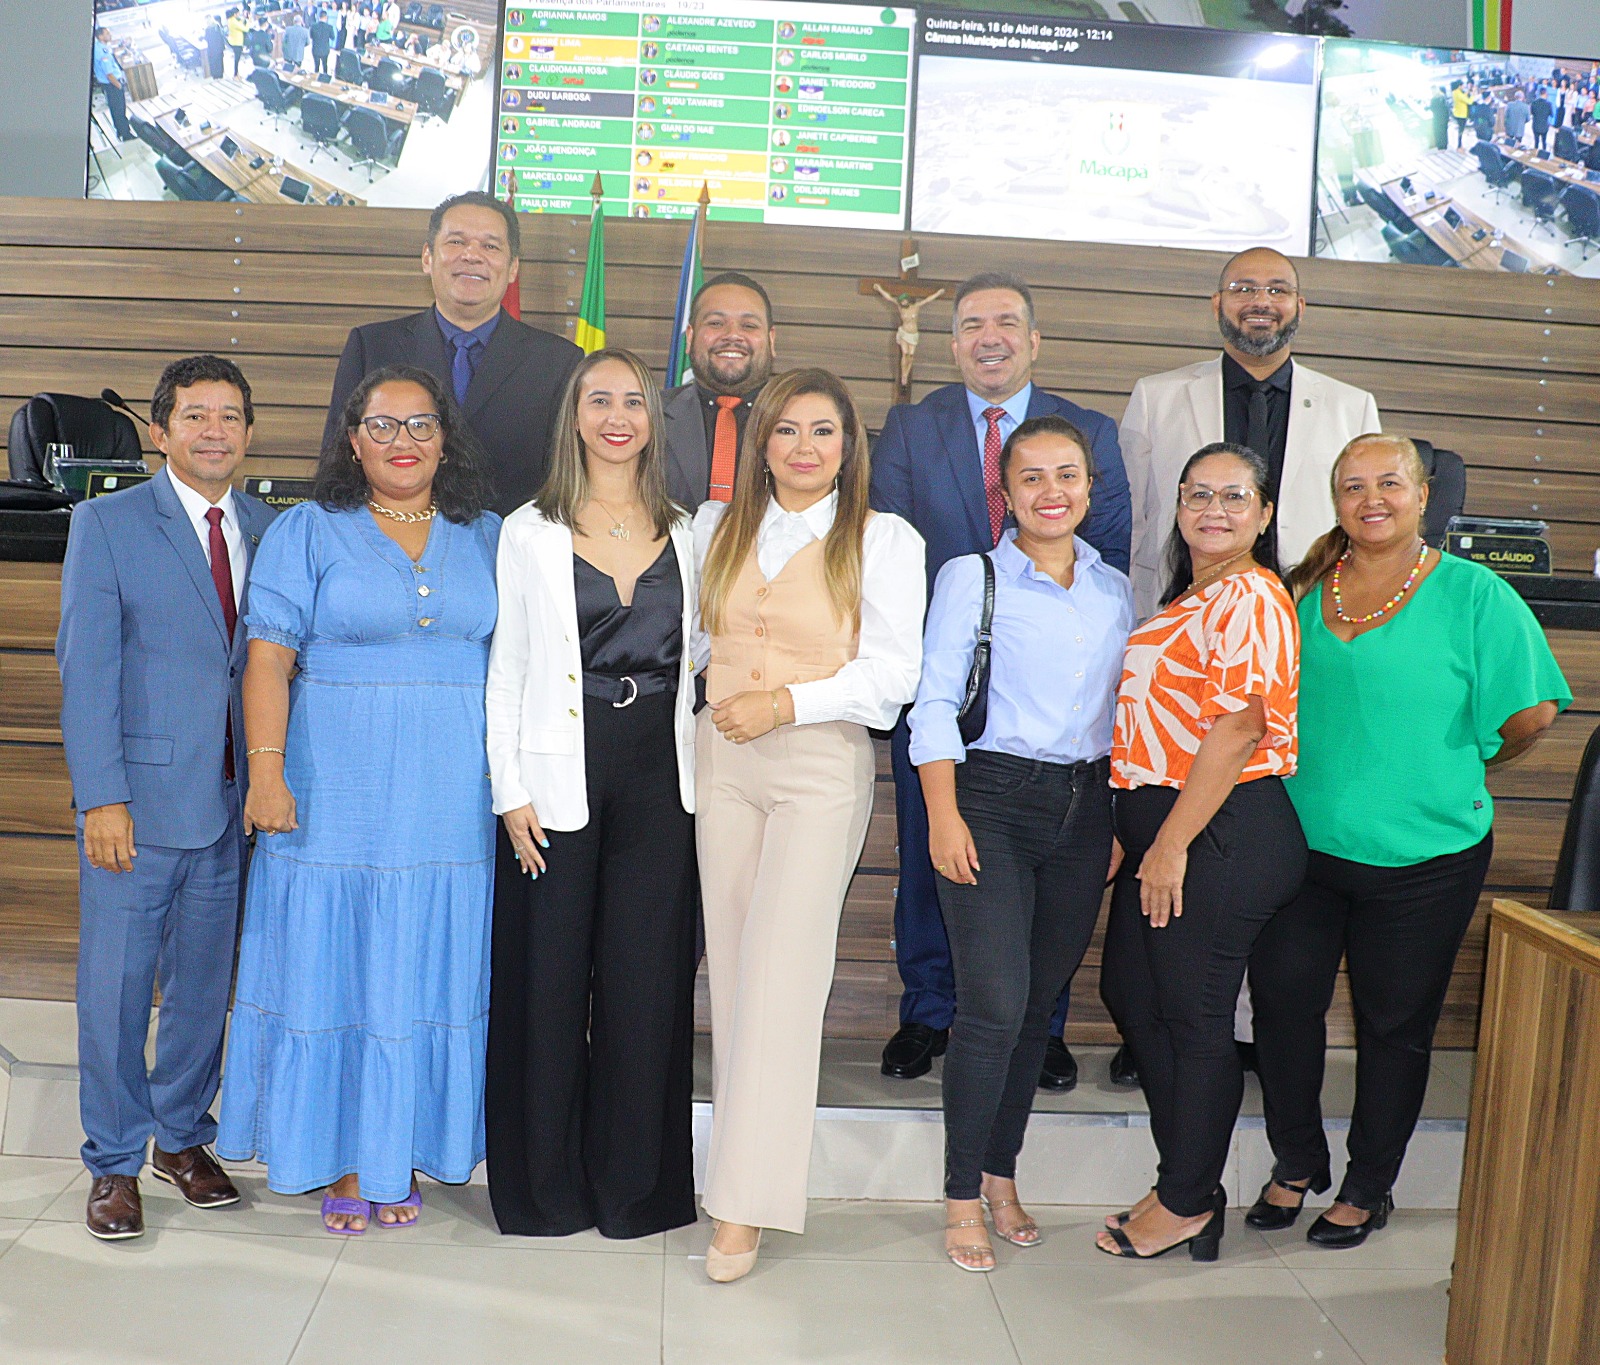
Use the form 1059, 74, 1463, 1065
1095, 441, 1307, 1263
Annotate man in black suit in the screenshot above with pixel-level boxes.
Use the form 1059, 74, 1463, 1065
324, 191, 582, 516
658, 272, 776, 509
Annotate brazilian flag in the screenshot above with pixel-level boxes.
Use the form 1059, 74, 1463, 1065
574, 202, 605, 354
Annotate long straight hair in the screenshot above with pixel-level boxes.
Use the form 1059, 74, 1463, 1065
699, 367, 871, 637
534, 347, 676, 538
1160, 441, 1283, 606
1287, 433, 1428, 601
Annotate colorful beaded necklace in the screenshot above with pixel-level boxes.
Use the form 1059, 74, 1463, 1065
1330, 540, 1429, 624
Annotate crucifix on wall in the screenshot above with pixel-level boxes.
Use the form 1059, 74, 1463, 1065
858, 235, 957, 407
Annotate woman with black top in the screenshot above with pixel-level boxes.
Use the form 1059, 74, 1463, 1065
484, 348, 699, 1239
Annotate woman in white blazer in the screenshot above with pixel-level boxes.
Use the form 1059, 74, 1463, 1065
484, 348, 699, 1241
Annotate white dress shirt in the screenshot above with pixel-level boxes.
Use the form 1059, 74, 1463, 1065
691, 491, 927, 730
168, 472, 245, 611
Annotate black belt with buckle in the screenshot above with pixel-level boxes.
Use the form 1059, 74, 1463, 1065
582, 670, 676, 707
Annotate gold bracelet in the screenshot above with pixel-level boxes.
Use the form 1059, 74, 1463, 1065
246, 746, 286, 758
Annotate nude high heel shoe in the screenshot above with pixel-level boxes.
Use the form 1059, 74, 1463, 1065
706, 1223, 762, 1283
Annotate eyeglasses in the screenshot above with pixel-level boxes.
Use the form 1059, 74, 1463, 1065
1222, 283, 1298, 299
358, 414, 442, 444
1179, 485, 1258, 513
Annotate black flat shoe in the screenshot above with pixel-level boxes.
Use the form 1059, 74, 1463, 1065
1306, 1193, 1393, 1249
880, 1023, 948, 1080
1245, 1171, 1328, 1231
1099, 1190, 1225, 1263
1108, 1043, 1140, 1088
1037, 1038, 1078, 1092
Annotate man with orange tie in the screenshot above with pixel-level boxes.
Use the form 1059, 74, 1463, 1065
660, 272, 776, 510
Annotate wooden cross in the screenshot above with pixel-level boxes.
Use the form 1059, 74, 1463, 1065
858, 235, 958, 407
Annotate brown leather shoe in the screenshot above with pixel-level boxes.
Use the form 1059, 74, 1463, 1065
150, 1145, 240, 1208
86, 1175, 144, 1240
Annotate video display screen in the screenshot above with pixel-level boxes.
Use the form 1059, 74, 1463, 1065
909, 9, 1319, 254
1314, 40, 1599, 276
494, 0, 915, 226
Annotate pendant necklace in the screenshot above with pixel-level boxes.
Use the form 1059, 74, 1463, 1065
593, 498, 634, 541
1188, 546, 1254, 593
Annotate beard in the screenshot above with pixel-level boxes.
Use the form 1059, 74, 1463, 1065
1218, 310, 1299, 358
690, 344, 772, 395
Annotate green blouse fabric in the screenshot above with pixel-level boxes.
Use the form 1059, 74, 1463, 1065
1286, 552, 1571, 867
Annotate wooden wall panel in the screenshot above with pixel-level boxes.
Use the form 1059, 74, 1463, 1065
2, 197, 1598, 1048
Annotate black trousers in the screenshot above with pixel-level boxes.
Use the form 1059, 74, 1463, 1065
937, 753, 1111, 1201
1248, 835, 1491, 1209
485, 692, 697, 1239
1100, 778, 1307, 1217
100, 82, 132, 141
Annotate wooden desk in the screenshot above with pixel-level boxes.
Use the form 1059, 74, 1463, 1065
276, 67, 416, 127
1447, 900, 1600, 1364
1382, 176, 1562, 273
155, 110, 223, 153
1502, 144, 1600, 204
182, 130, 366, 207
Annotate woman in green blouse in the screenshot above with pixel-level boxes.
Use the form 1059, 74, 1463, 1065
1247, 433, 1569, 1248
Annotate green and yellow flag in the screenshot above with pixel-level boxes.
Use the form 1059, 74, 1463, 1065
574, 196, 605, 355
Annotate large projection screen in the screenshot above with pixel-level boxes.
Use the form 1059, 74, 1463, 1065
910, 10, 1319, 255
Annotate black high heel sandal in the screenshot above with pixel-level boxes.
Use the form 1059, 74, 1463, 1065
1098, 1189, 1225, 1263
1306, 1192, 1393, 1249
1106, 1185, 1155, 1230
1245, 1164, 1332, 1231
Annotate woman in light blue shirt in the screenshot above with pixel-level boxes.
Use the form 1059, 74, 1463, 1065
909, 414, 1133, 1273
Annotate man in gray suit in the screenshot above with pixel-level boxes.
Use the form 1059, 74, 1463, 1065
57, 355, 277, 1240
659, 271, 776, 510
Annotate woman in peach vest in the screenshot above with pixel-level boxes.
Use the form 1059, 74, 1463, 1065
691, 367, 925, 1282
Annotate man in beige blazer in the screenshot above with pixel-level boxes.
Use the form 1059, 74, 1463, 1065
1122, 247, 1382, 620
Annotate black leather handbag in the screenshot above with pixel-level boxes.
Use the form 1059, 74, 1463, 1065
956, 553, 996, 746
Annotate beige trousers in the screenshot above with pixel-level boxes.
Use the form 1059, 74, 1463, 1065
695, 710, 875, 1234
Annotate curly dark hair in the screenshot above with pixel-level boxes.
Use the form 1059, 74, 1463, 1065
151, 354, 255, 430
313, 365, 492, 524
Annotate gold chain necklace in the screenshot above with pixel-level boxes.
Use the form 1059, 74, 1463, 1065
368, 500, 436, 524
1188, 547, 1254, 593
592, 498, 636, 541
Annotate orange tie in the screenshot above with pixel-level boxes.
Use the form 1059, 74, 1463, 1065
709, 395, 742, 503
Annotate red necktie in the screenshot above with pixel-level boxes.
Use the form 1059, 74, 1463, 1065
709, 395, 742, 503
205, 507, 238, 780
981, 406, 1007, 546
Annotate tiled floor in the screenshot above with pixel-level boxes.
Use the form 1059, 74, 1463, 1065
0, 1154, 1452, 1364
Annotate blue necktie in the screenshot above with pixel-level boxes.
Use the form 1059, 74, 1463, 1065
450, 334, 481, 406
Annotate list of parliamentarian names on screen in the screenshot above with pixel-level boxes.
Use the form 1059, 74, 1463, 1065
495, 1, 913, 227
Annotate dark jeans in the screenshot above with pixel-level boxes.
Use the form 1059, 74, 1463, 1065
937, 752, 1111, 1200
891, 719, 1075, 1035
1249, 835, 1491, 1209
229, 43, 243, 77
485, 692, 698, 1239
1101, 778, 1307, 1217
99, 81, 132, 141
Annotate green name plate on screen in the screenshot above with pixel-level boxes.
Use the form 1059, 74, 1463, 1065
1446, 533, 1551, 576
243, 477, 315, 510
85, 470, 153, 499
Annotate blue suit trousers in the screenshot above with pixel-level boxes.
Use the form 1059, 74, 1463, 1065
891, 721, 1074, 1034
76, 785, 244, 1177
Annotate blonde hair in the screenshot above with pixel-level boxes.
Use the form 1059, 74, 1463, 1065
1288, 433, 1429, 600
699, 367, 871, 637
535, 348, 676, 538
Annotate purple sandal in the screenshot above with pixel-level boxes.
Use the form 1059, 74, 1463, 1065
320, 1194, 372, 1236
374, 1188, 422, 1228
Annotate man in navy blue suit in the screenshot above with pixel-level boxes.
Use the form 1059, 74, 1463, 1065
870, 272, 1130, 1085
58, 356, 277, 1239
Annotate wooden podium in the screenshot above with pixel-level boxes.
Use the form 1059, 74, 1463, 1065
1448, 900, 1600, 1364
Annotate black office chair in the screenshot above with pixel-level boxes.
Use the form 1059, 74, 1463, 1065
1584, 142, 1600, 173
159, 27, 206, 76
1473, 141, 1520, 202
369, 57, 414, 100
426, 4, 446, 26
403, 1, 424, 21
1521, 169, 1562, 237
336, 49, 366, 85
1381, 223, 1454, 268
129, 115, 194, 170
1549, 721, 1600, 911
7, 394, 143, 486
249, 68, 299, 127
412, 67, 451, 122
1471, 107, 1495, 142
345, 106, 406, 179
1561, 185, 1600, 260
1411, 438, 1468, 545
1355, 178, 1415, 232
1553, 126, 1580, 162
300, 93, 345, 163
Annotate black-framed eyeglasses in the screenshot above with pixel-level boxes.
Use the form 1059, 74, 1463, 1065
358, 414, 442, 444
1222, 283, 1298, 299
1179, 485, 1258, 513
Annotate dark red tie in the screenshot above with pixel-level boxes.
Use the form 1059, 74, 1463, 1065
206, 507, 237, 780
982, 406, 1007, 546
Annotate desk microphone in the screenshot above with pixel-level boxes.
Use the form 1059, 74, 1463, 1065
101, 388, 150, 426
